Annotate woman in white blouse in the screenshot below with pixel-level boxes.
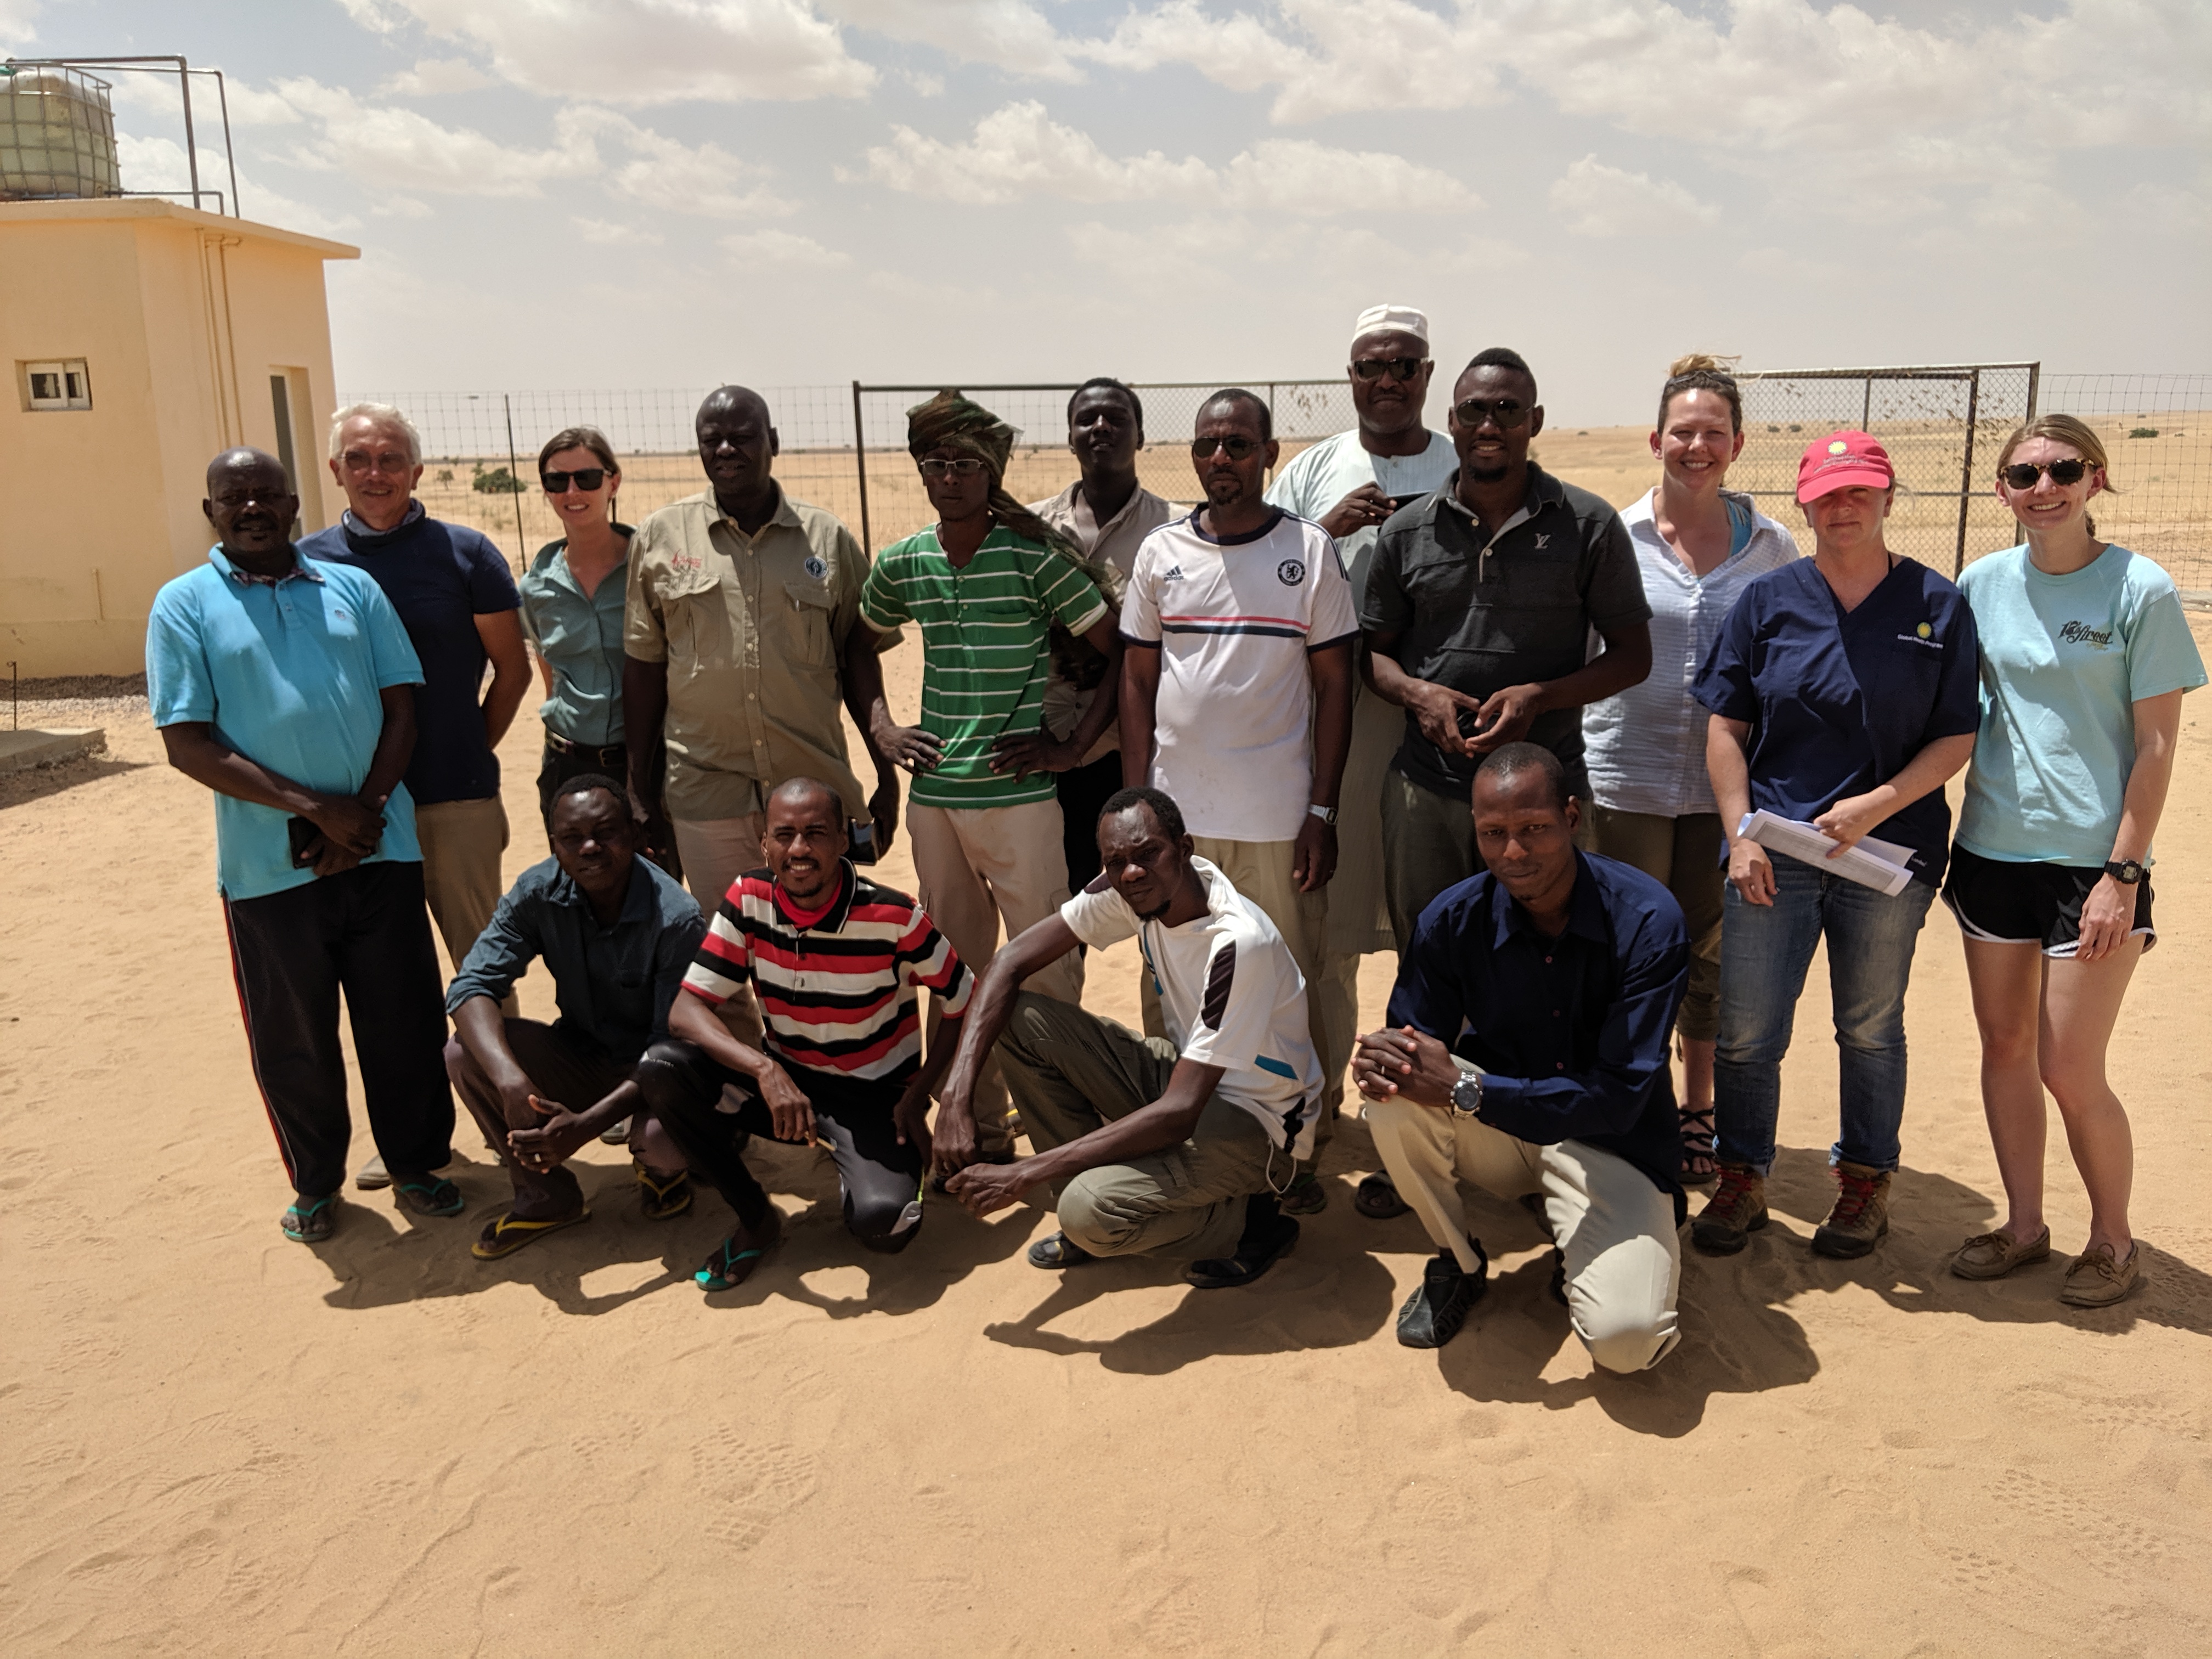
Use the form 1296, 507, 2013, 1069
1581, 356, 1798, 1180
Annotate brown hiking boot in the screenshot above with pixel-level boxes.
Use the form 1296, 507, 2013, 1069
1812, 1161, 1892, 1258
1690, 1163, 1767, 1255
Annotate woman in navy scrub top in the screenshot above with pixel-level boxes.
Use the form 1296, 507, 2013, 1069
1688, 431, 1981, 1262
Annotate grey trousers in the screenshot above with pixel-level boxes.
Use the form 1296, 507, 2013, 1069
1382, 771, 1480, 952
994, 992, 1279, 1261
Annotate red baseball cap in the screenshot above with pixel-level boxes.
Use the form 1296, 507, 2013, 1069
1796, 429, 1895, 503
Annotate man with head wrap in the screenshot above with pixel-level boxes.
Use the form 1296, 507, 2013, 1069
861, 392, 1125, 1159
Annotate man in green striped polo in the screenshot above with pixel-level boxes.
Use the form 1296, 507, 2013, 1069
861, 392, 1124, 1158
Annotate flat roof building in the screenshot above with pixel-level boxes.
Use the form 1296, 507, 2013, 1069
1, 196, 358, 675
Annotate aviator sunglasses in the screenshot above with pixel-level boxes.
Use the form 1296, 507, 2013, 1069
1452, 397, 1532, 430
1190, 435, 1263, 461
541, 467, 608, 492
2000, 458, 2094, 489
1351, 356, 1429, 383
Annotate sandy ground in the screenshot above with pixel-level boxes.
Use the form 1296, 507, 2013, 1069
3, 606, 2210, 1654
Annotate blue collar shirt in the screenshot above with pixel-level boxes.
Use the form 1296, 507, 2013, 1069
1387, 851, 1689, 1200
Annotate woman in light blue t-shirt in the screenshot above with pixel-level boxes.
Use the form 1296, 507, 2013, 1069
1944, 415, 2207, 1307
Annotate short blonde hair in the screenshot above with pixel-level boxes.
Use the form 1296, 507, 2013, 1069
328, 401, 423, 466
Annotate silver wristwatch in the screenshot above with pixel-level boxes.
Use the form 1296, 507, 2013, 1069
1449, 1069, 1485, 1119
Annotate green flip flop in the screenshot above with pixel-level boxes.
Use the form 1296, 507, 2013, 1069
282, 1194, 336, 1244
393, 1175, 465, 1218
696, 1209, 782, 1291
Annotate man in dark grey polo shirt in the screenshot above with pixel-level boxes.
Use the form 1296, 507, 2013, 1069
1361, 347, 1652, 950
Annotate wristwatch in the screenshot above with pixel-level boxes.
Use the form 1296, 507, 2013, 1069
1449, 1069, 1485, 1120
1307, 803, 1338, 826
2104, 859, 2146, 885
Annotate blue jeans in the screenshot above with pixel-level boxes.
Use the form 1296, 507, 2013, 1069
1713, 858, 1936, 1175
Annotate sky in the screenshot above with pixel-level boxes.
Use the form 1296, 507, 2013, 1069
4, 0, 2208, 424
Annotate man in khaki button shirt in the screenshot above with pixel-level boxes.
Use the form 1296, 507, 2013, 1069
623, 386, 899, 955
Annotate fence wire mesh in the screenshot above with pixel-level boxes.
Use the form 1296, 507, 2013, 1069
341, 370, 2208, 596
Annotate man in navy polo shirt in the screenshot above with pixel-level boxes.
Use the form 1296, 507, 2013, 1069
149, 449, 461, 1246
303, 402, 532, 1189
1354, 743, 1689, 1369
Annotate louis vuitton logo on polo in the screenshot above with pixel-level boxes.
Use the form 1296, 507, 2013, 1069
2057, 619, 2115, 648
1532, 533, 1550, 550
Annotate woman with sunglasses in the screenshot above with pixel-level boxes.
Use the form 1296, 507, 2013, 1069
1943, 416, 2205, 1306
1689, 430, 1981, 1262
521, 428, 633, 819
1582, 356, 1798, 1183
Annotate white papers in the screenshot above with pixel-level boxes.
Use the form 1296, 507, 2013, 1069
1737, 810, 1917, 896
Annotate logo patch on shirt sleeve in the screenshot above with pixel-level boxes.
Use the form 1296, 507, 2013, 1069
804, 554, 827, 579
1276, 559, 1305, 586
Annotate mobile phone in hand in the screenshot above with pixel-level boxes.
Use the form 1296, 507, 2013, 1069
287, 816, 320, 868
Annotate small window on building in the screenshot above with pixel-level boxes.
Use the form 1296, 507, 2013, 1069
21, 359, 93, 411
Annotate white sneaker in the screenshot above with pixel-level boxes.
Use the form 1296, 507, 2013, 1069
354, 1152, 391, 1190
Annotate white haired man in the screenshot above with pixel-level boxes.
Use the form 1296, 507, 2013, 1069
302, 402, 533, 1189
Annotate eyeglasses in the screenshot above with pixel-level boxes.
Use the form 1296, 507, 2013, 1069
1352, 357, 1428, 383
918, 458, 987, 479
340, 451, 415, 475
541, 467, 608, 493
1452, 398, 1531, 431
1190, 436, 1262, 461
2000, 459, 2092, 489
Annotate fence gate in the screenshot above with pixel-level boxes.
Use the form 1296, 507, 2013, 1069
1732, 363, 2039, 573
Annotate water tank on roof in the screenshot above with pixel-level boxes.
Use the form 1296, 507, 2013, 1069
0, 67, 122, 201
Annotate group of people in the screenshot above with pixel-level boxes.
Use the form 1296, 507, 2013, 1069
146, 301, 2204, 1375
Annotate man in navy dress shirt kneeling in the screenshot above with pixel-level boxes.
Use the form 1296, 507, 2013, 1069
1354, 743, 1689, 1370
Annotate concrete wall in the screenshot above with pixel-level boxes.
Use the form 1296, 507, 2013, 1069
0, 200, 358, 676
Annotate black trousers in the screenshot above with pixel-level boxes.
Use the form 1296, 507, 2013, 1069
633, 1041, 925, 1252
1057, 749, 1125, 895
222, 860, 455, 1199
535, 737, 629, 822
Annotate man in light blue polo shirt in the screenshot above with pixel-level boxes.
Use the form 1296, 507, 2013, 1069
148, 448, 462, 1245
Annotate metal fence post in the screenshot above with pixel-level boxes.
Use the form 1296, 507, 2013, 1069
2024, 362, 2040, 422
1954, 368, 1982, 575
851, 380, 872, 552
503, 393, 526, 558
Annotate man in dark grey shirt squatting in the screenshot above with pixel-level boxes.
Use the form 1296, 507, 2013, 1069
1360, 346, 1652, 950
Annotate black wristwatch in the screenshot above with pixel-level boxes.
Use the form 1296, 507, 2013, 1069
2104, 859, 2146, 885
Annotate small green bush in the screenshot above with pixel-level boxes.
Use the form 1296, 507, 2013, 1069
1788, 424, 1802, 432
472, 466, 523, 494
436, 467, 454, 483
2129, 427, 2159, 439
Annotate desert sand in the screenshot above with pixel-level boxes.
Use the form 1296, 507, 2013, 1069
3, 562, 2210, 1654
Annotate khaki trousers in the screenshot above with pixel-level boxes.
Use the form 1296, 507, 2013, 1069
1365, 1093, 1681, 1373
996, 992, 1277, 1261
670, 813, 768, 1051
1141, 836, 1339, 1141
415, 797, 515, 1014
1587, 806, 1724, 1042
909, 799, 1083, 1154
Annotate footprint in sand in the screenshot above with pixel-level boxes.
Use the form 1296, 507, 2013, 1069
688, 1428, 816, 1551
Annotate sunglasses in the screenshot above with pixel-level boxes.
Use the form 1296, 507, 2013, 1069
2000, 459, 2093, 489
918, 458, 988, 479
1452, 398, 1531, 431
1352, 357, 1428, 383
1190, 436, 1262, 461
541, 467, 608, 493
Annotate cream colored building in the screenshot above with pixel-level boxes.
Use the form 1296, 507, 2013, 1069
0, 198, 358, 675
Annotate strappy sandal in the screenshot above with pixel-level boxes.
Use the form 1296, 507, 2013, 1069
1354, 1172, 1411, 1220
696, 1207, 783, 1292
1026, 1231, 1098, 1269
1678, 1106, 1718, 1184
282, 1195, 336, 1243
393, 1175, 465, 1218
635, 1165, 693, 1221
472, 1208, 589, 1261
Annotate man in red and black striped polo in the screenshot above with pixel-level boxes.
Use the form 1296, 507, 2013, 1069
636, 777, 971, 1291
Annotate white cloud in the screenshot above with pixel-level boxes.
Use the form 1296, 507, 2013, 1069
723, 228, 849, 267
371, 195, 435, 219
114, 132, 362, 238
575, 111, 798, 218
853, 101, 1475, 216
822, 0, 1079, 79
273, 79, 595, 196
382, 57, 494, 96
901, 69, 946, 97
0, 0, 40, 47
1549, 155, 1718, 238
574, 217, 663, 245
345, 0, 875, 104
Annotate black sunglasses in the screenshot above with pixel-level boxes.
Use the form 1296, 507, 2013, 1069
1191, 435, 1262, 461
1452, 397, 1532, 431
1352, 356, 1428, 383
2000, 459, 2092, 489
541, 467, 608, 492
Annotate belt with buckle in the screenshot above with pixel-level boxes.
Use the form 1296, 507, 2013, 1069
546, 732, 625, 761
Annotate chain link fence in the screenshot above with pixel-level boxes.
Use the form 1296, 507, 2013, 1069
340, 370, 2207, 597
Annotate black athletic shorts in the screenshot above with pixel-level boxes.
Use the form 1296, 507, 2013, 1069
1942, 843, 2155, 957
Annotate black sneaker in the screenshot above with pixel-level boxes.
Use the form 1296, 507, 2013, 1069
1184, 1194, 1300, 1289
1396, 1238, 1489, 1348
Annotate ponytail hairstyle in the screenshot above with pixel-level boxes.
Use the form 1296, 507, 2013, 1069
538, 425, 623, 522
1995, 413, 2113, 539
1656, 353, 1742, 433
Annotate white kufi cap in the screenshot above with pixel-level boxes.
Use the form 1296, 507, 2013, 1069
1351, 303, 1429, 351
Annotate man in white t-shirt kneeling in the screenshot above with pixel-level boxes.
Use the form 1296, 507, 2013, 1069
933, 786, 1321, 1288
1119, 387, 1357, 1212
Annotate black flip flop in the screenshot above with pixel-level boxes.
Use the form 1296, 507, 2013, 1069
1184, 1199, 1300, 1289
1353, 1172, 1412, 1220
1026, 1231, 1098, 1269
